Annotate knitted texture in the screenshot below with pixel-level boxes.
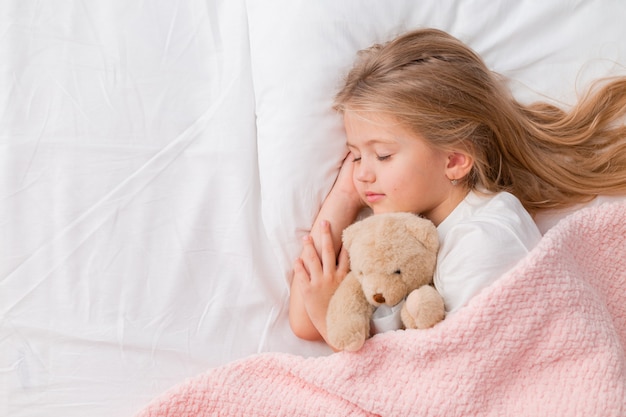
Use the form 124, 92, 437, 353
135, 202, 626, 417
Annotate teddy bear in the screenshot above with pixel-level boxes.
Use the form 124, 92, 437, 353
326, 212, 445, 351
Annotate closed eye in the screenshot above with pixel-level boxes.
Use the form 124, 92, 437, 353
377, 155, 391, 161
393, 269, 401, 274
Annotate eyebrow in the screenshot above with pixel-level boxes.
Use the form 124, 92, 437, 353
346, 138, 397, 148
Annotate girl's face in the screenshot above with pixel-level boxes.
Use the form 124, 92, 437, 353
344, 111, 467, 226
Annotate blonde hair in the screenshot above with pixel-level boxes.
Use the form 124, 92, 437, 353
334, 28, 626, 214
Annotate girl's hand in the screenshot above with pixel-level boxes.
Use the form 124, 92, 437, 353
288, 153, 361, 343
294, 220, 350, 341
330, 152, 363, 209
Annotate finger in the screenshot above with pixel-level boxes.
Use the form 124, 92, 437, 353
337, 246, 350, 276
293, 258, 310, 282
301, 234, 323, 278
319, 220, 337, 275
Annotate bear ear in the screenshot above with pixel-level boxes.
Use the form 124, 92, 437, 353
405, 217, 439, 252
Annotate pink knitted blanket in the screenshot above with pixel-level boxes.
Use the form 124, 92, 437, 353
135, 202, 626, 417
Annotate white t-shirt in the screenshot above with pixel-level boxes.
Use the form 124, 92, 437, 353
434, 191, 541, 315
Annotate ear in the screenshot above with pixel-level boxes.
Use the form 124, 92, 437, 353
405, 217, 439, 253
444, 151, 473, 182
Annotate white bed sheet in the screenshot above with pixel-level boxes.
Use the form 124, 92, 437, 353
1, 1, 329, 416
1, 1, 625, 416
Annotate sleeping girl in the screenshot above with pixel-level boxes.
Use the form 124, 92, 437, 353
288, 28, 626, 348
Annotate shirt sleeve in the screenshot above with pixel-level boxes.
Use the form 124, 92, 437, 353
434, 219, 535, 314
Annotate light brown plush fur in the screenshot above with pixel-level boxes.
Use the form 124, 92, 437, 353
326, 212, 445, 351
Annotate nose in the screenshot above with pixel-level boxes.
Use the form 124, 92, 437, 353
373, 293, 385, 304
354, 160, 375, 183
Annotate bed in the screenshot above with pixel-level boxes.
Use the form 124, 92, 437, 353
1, 1, 625, 416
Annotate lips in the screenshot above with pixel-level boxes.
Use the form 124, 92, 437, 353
364, 192, 385, 203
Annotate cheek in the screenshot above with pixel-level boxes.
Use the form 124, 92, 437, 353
387, 170, 414, 192
353, 175, 365, 192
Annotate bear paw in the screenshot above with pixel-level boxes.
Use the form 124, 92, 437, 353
400, 286, 445, 330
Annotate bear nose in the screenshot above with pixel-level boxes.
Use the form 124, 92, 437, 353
373, 293, 385, 304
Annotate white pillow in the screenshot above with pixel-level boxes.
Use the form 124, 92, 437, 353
248, 0, 626, 277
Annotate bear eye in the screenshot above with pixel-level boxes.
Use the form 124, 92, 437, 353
393, 269, 401, 275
